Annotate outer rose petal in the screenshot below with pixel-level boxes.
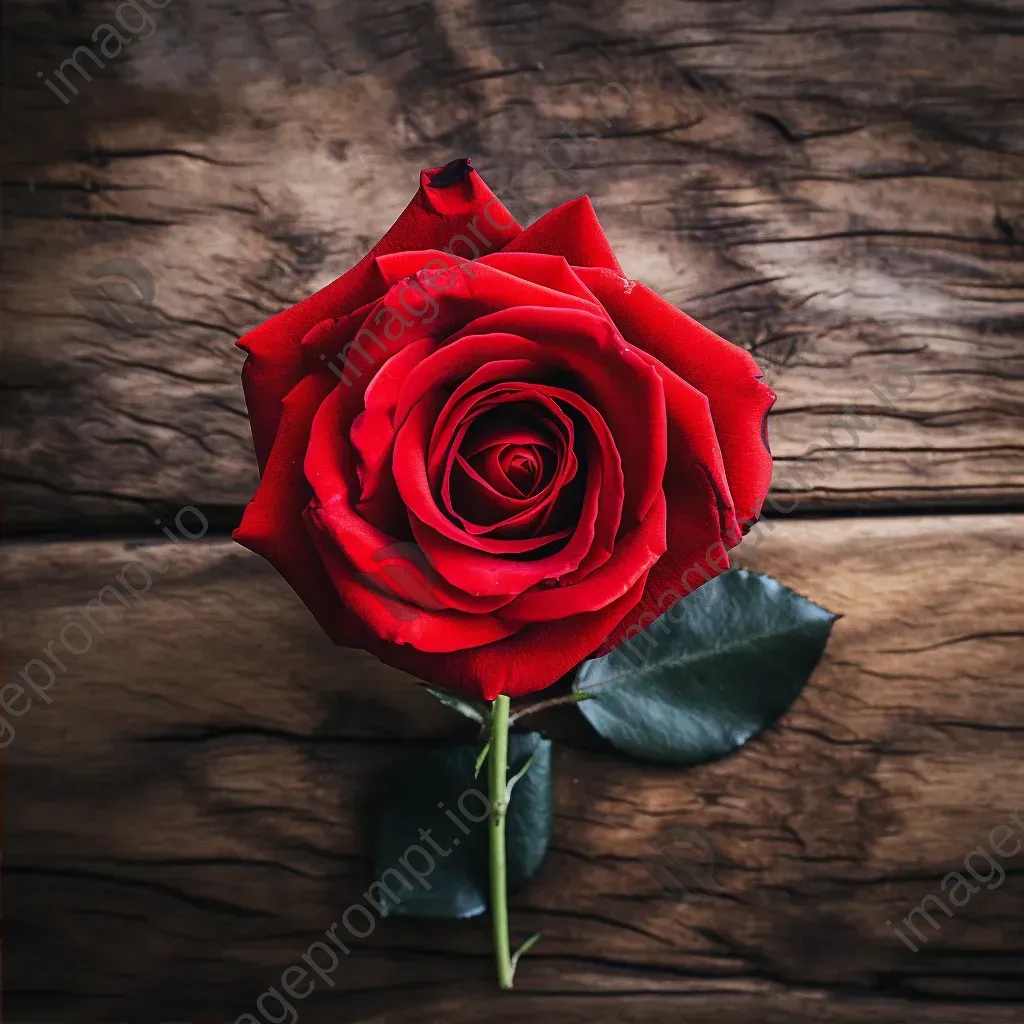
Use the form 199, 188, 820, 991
239, 158, 520, 471
499, 196, 623, 274
475, 252, 599, 304
364, 572, 653, 701
233, 371, 356, 646
575, 267, 775, 525
596, 459, 728, 658
306, 515, 519, 653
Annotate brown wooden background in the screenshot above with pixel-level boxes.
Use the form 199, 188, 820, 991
2, 1, 1023, 1021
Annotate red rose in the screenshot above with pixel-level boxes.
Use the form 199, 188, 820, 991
235, 158, 774, 699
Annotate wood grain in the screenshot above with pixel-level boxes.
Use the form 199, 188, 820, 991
3, 515, 1023, 1021
3, 0, 1023, 531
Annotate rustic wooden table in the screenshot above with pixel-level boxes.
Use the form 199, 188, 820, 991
3, 1, 1023, 1021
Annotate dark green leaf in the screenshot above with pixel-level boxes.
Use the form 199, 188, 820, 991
372, 733, 552, 919
423, 685, 488, 724
573, 570, 836, 765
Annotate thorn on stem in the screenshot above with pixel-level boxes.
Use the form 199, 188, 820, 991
505, 751, 536, 803
474, 740, 491, 779
510, 932, 542, 982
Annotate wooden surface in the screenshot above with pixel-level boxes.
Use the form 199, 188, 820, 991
3, 518, 1024, 1022
2, 0, 1024, 1022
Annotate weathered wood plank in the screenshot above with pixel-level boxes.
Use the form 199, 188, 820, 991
2, 0, 1022, 530
3, 515, 1023, 1021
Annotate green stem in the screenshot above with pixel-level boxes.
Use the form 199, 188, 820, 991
488, 694, 514, 989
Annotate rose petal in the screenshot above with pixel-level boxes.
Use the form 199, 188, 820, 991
476, 252, 601, 303
425, 357, 552, 481
396, 393, 596, 566
576, 267, 775, 525
305, 514, 519, 653
349, 337, 438, 535
436, 389, 577, 537
238, 159, 519, 470
397, 307, 665, 529
374, 572, 653, 700
597, 461, 729, 657
498, 196, 623, 273
233, 371, 356, 644
498, 491, 667, 623
305, 385, 518, 616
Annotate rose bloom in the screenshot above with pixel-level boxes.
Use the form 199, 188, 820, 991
235, 159, 774, 699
